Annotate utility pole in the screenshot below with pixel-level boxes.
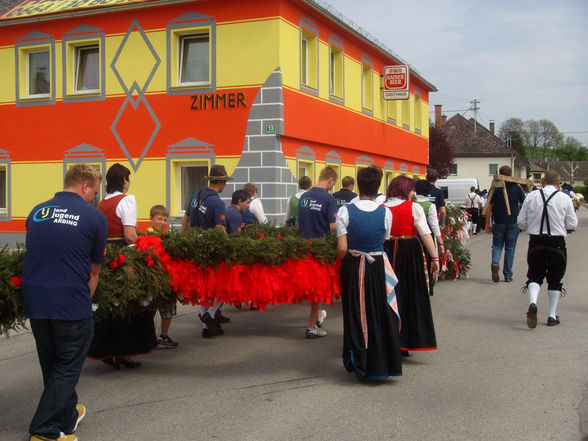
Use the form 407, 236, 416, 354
470, 99, 480, 131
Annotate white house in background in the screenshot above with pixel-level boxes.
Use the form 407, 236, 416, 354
434, 105, 528, 191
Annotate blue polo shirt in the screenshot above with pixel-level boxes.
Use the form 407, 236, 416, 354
298, 187, 338, 239
427, 185, 446, 211
186, 188, 226, 229
225, 205, 243, 234
490, 182, 526, 224
22, 191, 108, 320
332, 188, 357, 208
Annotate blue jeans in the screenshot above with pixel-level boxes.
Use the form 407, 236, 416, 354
29, 317, 93, 438
491, 223, 520, 278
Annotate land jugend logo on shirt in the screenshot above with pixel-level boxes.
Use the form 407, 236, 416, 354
300, 198, 324, 212
33, 206, 80, 226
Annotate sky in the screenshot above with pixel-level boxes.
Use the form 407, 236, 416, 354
330, 0, 588, 146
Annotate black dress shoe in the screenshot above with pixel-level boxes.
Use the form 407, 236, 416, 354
215, 310, 231, 323
199, 312, 217, 328
102, 358, 120, 370
547, 316, 560, 326
116, 357, 141, 369
526, 303, 538, 329
202, 325, 224, 338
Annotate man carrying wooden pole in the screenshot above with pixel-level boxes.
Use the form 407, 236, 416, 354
484, 166, 526, 283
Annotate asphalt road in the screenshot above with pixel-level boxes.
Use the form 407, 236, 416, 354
1, 208, 587, 441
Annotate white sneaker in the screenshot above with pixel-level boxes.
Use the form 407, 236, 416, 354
316, 310, 327, 328
306, 326, 327, 339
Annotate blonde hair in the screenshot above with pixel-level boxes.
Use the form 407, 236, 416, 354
243, 182, 258, 195
150, 205, 169, 218
64, 163, 101, 189
318, 166, 338, 182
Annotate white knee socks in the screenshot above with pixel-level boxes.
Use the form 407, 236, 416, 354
527, 282, 540, 305
547, 290, 560, 319
208, 299, 222, 317
200, 300, 222, 328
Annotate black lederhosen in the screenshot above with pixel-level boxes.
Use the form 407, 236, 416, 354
526, 235, 566, 291
526, 190, 567, 291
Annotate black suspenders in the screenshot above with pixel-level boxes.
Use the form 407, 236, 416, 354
539, 190, 559, 236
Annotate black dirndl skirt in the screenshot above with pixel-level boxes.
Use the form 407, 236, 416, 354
340, 253, 402, 379
384, 238, 437, 351
87, 310, 157, 359
87, 238, 157, 359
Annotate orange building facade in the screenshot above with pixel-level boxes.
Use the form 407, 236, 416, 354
0, 0, 436, 246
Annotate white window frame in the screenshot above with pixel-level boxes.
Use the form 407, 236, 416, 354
176, 161, 209, 216
361, 57, 373, 113
178, 33, 211, 87
301, 36, 309, 86
74, 45, 100, 94
26, 49, 51, 98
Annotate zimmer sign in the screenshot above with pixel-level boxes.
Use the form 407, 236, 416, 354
383, 65, 410, 100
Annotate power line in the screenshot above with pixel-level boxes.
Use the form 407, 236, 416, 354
428, 108, 469, 113
470, 99, 480, 131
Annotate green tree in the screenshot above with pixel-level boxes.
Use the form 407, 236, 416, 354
554, 137, 588, 160
498, 118, 530, 158
525, 119, 563, 160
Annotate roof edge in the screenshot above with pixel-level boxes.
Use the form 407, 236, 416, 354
302, 0, 437, 92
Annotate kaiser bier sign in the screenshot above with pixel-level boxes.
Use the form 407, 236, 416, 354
383, 65, 410, 100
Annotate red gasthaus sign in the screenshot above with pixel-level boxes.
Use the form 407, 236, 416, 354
383, 65, 410, 100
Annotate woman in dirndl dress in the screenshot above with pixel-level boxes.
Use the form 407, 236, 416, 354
87, 163, 157, 369
383, 176, 440, 355
336, 165, 402, 380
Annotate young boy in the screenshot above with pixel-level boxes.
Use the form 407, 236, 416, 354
147, 205, 178, 348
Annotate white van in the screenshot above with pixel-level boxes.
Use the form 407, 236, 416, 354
435, 178, 479, 206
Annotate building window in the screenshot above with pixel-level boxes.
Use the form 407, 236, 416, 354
63, 144, 106, 207
167, 12, 216, 95
362, 59, 373, 112
489, 164, 498, 175
300, 21, 318, 92
384, 170, 394, 190
328, 39, 344, 101
414, 93, 422, 134
0, 165, 7, 216
387, 100, 397, 124
16, 32, 56, 106
297, 160, 315, 183
178, 162, 208, 212
402, 97, 410, 129
179, 34, 210, 85
28, 50, 50, 96
75, 45, 99, 92
449, 163, 458, 175
62, 26, 105, 103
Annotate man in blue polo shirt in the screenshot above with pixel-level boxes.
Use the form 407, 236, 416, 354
298, 166, 339, 338
181, 164, 232, 337
23, 163, 107, 441
485, 165, 526, 283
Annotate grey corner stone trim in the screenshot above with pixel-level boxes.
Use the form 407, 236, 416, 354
247, 120, 261, 135
230, 67, 295, 220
